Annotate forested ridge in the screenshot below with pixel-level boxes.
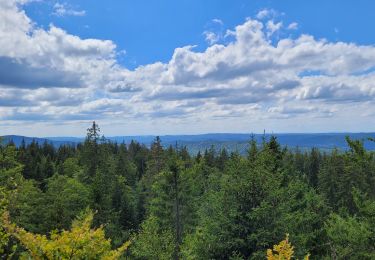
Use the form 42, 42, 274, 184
0, 122, 374, 259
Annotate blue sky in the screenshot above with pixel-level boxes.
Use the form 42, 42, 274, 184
24, 0, 375, 68
1, 0, 375, 136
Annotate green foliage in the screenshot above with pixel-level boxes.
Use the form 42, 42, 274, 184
60, 157, 81, 177
0, 144, 27, 256
130, 215, 175, 260
8, 180, 46, 233
1, 127, 375, 259
0, 187, 12, 256
44, 175, 91, 230
325, 214, 374, 259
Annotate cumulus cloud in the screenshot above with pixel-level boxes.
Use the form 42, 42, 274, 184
203, 31, 221, 45
0, 0, 117, 89
119, 17, 375, 124
0, 0, 127, 120
2, 0, 375, 134
266, 20, 282, 36
0, 56, 83, 88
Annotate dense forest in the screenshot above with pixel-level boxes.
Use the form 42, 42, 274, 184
0, 122, 374, 259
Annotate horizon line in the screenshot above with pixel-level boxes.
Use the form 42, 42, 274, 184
2, 131, 375, 139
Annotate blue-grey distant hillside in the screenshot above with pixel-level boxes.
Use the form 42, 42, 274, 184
2, 133, 375, 154
1, 135, 77, 148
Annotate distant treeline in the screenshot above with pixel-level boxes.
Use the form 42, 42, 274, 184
3, 132, 375, 156
0, 122, 374, 259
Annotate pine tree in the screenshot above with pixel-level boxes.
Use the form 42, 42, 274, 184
149, 136, 165, 175
81, 121, 101, 182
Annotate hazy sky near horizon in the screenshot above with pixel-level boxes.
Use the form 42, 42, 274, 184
2, 0, 375, 137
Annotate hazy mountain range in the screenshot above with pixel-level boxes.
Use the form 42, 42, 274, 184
2, 133, 375, 155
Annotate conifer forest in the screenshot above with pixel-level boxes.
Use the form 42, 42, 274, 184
1, 122, 374, 259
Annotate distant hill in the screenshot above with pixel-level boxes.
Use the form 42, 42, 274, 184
2, 133, 375, 155
1, 135, 77, 148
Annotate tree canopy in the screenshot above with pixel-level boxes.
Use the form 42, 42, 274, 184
0, 125, 374, 259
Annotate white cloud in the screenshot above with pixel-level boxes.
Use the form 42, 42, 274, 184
52, 2, 86, 17
119, 18, 375, 126
0, 0, 120, 92
203, 18, 225, 45
203, 31, 220, 45
2, 0, 375, 135
256, 8, 277, 20
266, 20, 282, 36
287, 22, 298, 30
256, 9, 270, 19
212, 18, 223, 25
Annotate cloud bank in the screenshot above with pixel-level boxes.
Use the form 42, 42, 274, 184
1, 3, 375, 135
